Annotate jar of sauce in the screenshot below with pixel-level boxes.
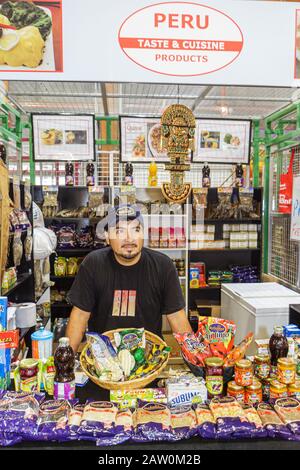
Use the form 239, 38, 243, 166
245, 381, 263, 405
269, 380, 288, 400
19, 359, 39, 392
235, 359, 253, 387
254, 355, 271, 380
261, 377, 273, 402
227, 381, 244, 403
205, 357, 224, 399
288, 380, 300, 399
277, 357, 296, 384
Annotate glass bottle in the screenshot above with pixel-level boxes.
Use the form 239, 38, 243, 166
269, 326, 288, 367
86, 161, 95, 186
65, 163, 74, 186
235, 164, 244, 187
202, 163, 211, 188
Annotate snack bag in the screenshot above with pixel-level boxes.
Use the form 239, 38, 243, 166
43, 357, 55, 396
54, 257, 67, 277
68, 403, 86, 439
67, 258, 78, 276
239, 404, 267, 439
257, 402, 293, 440
36, 399, 78, 442
209, 397, 254, 439
173, 332, 211, 366
132, 400, 174, 443
197, 317, 236, 357
195, 404, 217, 440
274, 397, 300, 436
86, 333, 124, 382
114, 328, 146, 370
96, 409, 133, 446
170, 405, 197, 441
78, 401, 118, 440
224, 332, 254, 367
128, 347, 170, 380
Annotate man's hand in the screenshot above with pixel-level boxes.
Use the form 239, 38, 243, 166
66, 306, 91, 353
166, 309, 193, 334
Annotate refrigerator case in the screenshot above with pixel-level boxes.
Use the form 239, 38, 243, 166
221, 283, 300, 355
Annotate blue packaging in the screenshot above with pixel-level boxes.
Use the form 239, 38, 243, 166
0, 349, 11, 390
284, 324, 300, 337
0, 297, 8, 331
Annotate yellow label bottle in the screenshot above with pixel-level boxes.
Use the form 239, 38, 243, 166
148, 160, 158, 187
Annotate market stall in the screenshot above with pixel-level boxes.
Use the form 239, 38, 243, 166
1, 0, 300, 454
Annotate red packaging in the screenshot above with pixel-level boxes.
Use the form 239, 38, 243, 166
173, 332, 211, 366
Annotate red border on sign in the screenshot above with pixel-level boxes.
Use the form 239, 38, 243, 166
118, 1, 244, 77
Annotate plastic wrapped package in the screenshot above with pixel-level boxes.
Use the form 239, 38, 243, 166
195, 404, 217, 439
24, 227, 33, 262
78, 401, 118, 440
96, 409, 133, 446
257, 403, 293, 440
209, 397, 254, 439
170, 405, 198, 441
36, 399, 78, 442
274, 397, 300, 436
13, 230, 23, 267
132, 400, 174, 443
173, 332, 211, 367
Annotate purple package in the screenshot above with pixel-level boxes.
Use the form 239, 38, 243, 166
68, 403, 86, 440
237, 405, 267, 439
36, 399, 78, 442
195, 404, 217, 440
0, 433, 22, 447
170, 405, 198, 441
3, 394, 41, 440
78, 401, 118, 440
85, 332, 117, 358
257, 403, 293, 440
209, 397, 254, 440
133, 400, 174, 442
96, 409, 133, 446
274, 397, 300, 436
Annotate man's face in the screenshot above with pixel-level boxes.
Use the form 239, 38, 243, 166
107, 219, 144, 260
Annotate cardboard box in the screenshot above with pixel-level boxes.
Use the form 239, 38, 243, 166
195, 302, 221, 318
163, 333, 184, 365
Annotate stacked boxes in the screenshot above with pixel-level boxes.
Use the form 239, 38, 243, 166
223, 224, 259, 249
190, 225, 225, 250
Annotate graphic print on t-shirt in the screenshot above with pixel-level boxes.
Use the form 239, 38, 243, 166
112, 290, 136, 317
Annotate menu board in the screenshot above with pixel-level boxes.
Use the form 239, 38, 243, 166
32, 114, 95, 161
120, 116, 168, 162
193, 119, 251, 164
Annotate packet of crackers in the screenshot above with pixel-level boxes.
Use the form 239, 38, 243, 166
197, 317, 236, 358
173, 332, 211, 367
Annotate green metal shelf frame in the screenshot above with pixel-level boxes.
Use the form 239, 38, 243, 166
95, 116, 119, 146
263, 101, 300, 274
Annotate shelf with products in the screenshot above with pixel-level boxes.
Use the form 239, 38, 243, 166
188, 187, 263, 314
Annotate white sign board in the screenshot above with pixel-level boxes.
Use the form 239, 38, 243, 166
1, 0, 300, 86
291, 175, 300, 242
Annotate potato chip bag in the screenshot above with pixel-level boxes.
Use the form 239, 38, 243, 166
197, 317, 236, 357
173, 332, 211, 366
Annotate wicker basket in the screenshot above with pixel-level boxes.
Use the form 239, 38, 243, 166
80, 329, 170, 391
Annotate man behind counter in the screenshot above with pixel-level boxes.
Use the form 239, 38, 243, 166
66, 204, 192, 352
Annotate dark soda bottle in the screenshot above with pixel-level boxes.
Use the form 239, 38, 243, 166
86, 162, 95, 186
269, 326, 288, 367
235, 164, 244, 187
125, 162, 133, 185
202, 163, 210, 188
54, 337, 75, 399
65, 163, 74, 186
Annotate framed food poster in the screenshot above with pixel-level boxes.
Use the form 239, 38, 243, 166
32, 114, 95, 161
120, 116, 168, 162
193, 119, 252, 164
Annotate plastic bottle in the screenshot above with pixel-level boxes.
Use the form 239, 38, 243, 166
235, 164, 244, 187
125, 162, 133, 185
54, 337, 75, 400
269, 326, 289, 367
86, 162, 95, 186
65, 163, 74, 186
148, 160, 158, 187
202, 163, 211, 188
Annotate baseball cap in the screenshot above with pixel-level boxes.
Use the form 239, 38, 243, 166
97, 204, 144, 233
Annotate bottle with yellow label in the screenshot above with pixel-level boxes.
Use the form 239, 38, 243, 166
148, 160, 158, 187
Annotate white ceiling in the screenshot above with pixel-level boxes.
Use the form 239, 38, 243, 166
7, 81, 297, 119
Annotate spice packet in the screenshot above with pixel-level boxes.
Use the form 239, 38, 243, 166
209, 397, 254, 439
86, 333, 124, 382
96, 408, 133, 446
257, 402, 292, 440
274, 397, 300, 436
170, 405, 197, 441
195, 404, 217, 440
132, 400, 174, 443
36, 399, 78, 442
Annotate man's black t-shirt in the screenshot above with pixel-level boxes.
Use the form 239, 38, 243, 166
67, 247, 185, 337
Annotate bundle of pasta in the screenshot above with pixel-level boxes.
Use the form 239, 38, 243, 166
85, 333, 124, 382
0, 18, 44, 68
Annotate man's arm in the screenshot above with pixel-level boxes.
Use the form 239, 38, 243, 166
166, 309, 193, 334
66, 306, 91, 353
